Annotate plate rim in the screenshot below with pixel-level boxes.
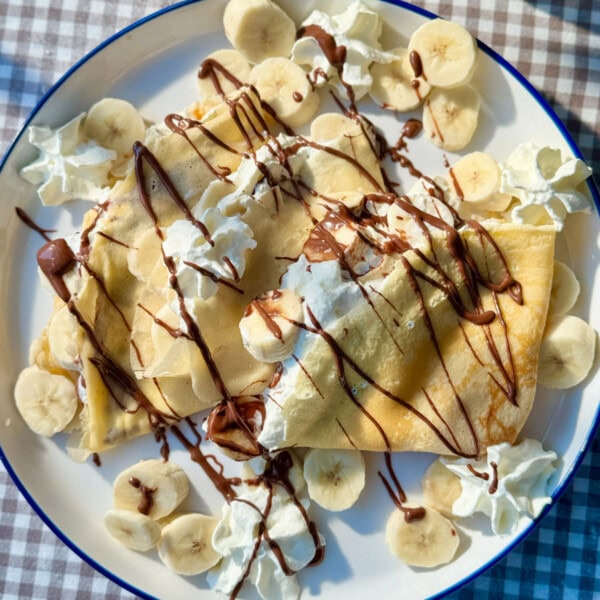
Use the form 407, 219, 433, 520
0, 1, 598, 599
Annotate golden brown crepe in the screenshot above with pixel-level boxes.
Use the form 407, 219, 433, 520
258, 223, 556, 457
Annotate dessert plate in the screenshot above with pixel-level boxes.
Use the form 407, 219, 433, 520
0, 0, 598, 598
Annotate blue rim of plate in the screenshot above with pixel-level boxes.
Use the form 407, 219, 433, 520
0, 1, 598, 599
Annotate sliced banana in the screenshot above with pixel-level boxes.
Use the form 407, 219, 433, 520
48, 304, 82, 371
309, 112, 359, 142
113, 459, 190, 520
538, 315, 596, 389
14, 365, 78, 437
249, 57, 321, 128
422, 86, 480, 152
303, 448, 366, 511
84, 97, 146, 160
103, 509, 161, 552
158, 513, 222, 575
197, 49, 251, 99
408, 18, 478, 88
223, 0, 296, 65
239, 289, 304, 363
421, 458, 463, 517
450, 151, 500, 203
549, 260, 581, 316
369, 47, 431, 111
385, 506, 460, 568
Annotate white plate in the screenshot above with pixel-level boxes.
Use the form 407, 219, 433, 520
1, 1, 599, 598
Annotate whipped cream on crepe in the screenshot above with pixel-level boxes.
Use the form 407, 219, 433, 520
21, 113, 116, 205
501, 142, 592, 230
292, 0, 395, 101
441, 438, 558, 535
162, 207, 256, 304
259, 257, 364, 449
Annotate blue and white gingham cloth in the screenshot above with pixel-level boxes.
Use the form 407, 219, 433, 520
0, 1, 598, 598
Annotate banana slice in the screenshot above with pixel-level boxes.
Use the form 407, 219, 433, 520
369, 47, 431, 111
197, 49, 251, 99
103, 509, 161, 552
549, 260, 581, 316
84, 97, 146, 160
421, 458, 463, 517
385, 506, 460, 568
538, 315, 596, 389
158, 513, 222, 575
223, 0, 296, 65
48, 304, 82, 371
14, 365, 78, 437
408, 18, 478, 88
423, 86, 480, 152
450, 151, 500, 203
239, 289, 304, 363
113, 459, 190, 520
249, 57, 321, 128
303, 448, 366, 511
310, 113, 358, 142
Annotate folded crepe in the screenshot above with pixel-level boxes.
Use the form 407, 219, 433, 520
31, 87, 555, 458
258, 223, 556, 457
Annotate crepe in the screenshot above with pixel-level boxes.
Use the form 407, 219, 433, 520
259, 223, 556, 457
63, 93, 315, 453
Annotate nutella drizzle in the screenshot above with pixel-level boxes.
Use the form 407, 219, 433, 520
488, 461, 499, 494
15, 207, 54, 241
24, 40, 531, 598
128, 476, 157, 515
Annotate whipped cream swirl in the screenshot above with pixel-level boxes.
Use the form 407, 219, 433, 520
21, 113, 116, 205
441, 438, 558, 535
292, 0, 395, 101
501, 142, 592, 230
162, 207, 256, 306
208, 454, 321, 600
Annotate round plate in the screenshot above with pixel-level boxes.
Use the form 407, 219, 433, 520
1, 1, 599, 598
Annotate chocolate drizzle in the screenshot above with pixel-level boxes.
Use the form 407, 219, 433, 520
128, 476, 157, 515
22, 36, 533, 597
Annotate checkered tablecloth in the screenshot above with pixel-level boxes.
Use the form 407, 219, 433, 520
1, 1, 598, 598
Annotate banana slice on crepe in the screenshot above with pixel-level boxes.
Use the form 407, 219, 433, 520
239, 289, 304, 363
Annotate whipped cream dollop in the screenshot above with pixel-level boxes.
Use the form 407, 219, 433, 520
162, 207, 256, 307
501, 142, 592, 230
20, 113, 116, 205
292, 0, 395, 101
200, 133, 305, 216
259, 257, 365, 449
441, 438, 558, 535
208, 455, 321, 600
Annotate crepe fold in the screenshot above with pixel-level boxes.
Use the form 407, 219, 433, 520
258, 223, 556, 457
